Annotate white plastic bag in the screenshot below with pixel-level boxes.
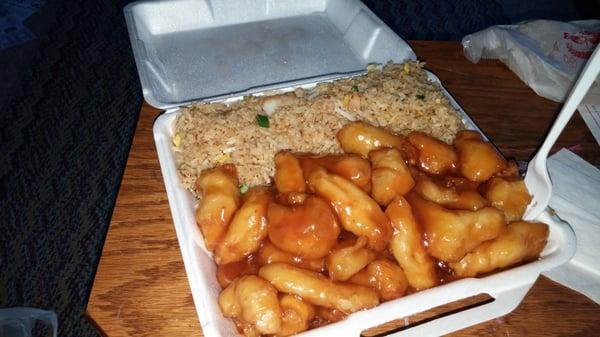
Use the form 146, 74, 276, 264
462, 20, 600, 102
0, 308, 57, 337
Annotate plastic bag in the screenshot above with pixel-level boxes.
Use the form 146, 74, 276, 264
0, 308, 57, 337
462, 20, 600, 102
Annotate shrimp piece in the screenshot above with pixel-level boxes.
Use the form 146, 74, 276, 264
259, 263, 379, 314
268, 196, 340, 259
496, 159, 521, 179
484, 177, 531, 222
307, 167, 392, 251
313, 306, 346, 325
257, 242, 325, 272
450, 221, 549, 277
298, 154, 372, 192
275, 295, 315, 337
275, 192, 308, 206
218, 275, 282, 335
236, 276, 282, 335
274, 151, 307, 206
336, 122, 418, 164
412, 173, 489, 211
274, 151, 306, 194
219, 280, 241, 318
442, 175, 481, 192
385, 197, 437, 290
407, 131, 458, 175
349, 259, 408, 301
369, 147, 415, 206
326, 236, 375, 281
233, 320, 260, 337
454, 130, 506, 182
453, 129, 480, 143
406, 192, 506, 262
195, 164, 241, 251
215, 187, 273, 264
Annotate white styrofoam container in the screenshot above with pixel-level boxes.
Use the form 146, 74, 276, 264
124, 1, 577, 336
124, 0, 415, 109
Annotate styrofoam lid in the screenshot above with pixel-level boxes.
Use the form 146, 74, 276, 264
124, 0, 416, 109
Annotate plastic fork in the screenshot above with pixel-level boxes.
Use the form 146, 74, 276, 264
523, 44, 600, 220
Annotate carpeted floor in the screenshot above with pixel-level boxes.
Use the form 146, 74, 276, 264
0, 1, 141, 336
0, 1, 597, 337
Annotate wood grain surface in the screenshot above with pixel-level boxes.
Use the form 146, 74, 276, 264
86, 40, 600, 337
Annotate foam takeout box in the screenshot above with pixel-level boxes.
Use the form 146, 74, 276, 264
123, 0, 576, 336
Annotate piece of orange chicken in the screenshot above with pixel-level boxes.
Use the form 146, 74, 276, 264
274, 151, 305, 194
215, 187, 273, 264
259, 263, 379, 314
412, 173, 489, 211
450, 221, 549, 277
349, 259, 408, 301
218, 275, 282, 335
307, 167, 392, 252
298, 154, 372, 192
326, 236, 375, 281
268, 196, 340, 259
195, 164, 241, 251
274, 151, 307, 205
276, 294, 315, 337
406, 192, 506, 262
314, 306, 346, 326
336, 121, 418, 164
369, 147, 415, 206
257, 242, 325, 272
407, 131, 458, 175
454, 130, 506, 182
385, 196, 438, 290
485, 177, 532, 222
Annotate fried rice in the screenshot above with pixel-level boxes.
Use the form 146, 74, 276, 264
173, 62, 465, 197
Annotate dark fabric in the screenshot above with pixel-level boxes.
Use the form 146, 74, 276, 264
361, 0, 599, 41
0, 1, 596, 337
0, 1, 141, 336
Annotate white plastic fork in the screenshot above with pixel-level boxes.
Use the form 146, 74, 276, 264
523, 44, 600, 221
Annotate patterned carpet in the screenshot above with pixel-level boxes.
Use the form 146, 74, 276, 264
0, 1, 596, 337
0, 1, 141, 336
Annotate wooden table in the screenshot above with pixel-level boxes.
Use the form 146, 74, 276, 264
87, 41, 600, 337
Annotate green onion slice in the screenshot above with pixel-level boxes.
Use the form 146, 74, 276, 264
351, 85, 359, 92
416, 94, 425, 100
256, 114, 270, 128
